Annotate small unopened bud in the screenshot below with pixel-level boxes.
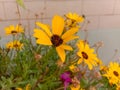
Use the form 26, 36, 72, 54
89, 86, 96, 90
72, 77, 80, 88
94, 71, 101, 79
56, 59, 64, 67
34, 53, 42, 61
94, 41, 104, 47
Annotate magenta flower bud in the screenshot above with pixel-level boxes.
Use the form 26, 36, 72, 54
60, 71, 72, 90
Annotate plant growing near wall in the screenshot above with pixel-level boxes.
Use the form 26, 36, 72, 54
16, 0, 25, 9
0, 12, 120, 90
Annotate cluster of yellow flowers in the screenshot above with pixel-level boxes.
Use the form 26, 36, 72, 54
33, 12, 101, 90
5, 24, 24, 50
3, 12, 120, 90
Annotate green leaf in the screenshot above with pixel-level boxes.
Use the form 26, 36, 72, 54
80, 78, 89, 88
16, 0, 25, 9
97, 87, 107, 90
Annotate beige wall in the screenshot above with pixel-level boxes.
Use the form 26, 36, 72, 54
0, 0, 120, 63
0, 0, 120, 36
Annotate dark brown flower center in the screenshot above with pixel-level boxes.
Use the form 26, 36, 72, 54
51, 35, 63, 47
82, 52, 88, 59
113, 71, 119, 77
11, 30, 17, 34
14, 44, 19, 48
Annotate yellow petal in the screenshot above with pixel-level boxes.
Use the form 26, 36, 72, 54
77, 58, 83, 64
52, 15, 64, 36
69, 65, 76, 72
77, 52, 82, 57
62, 27, 78, 39
84, 44, 90, 50
78, 16, 84, 22
56, 46, 65, 62
77, 52, 83, 64
36, 22, 52, 37
5, 27, 9, 31
88, 64, 93, 70
70, 84, 80, 90
5, 28, 11, 34
85, 61, 93, 70
26, 84, 31, 90
16, 88, 23, 90
16, 24, 24, 33
9, 25, 15, 30
61, 44, 73, 51
33, 29, 41, 38
77, 40, 85, 49
33, 29, 52, 45
66, 12, 72, 18
36, 38, 52, 45
63, 35, 79, 43
73, 13, 79, 19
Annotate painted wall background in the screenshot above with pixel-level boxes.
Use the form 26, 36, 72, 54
0, 0, 120, 64
79, 29, 120, 64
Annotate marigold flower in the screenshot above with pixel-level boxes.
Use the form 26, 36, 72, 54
100, 65, 108, 71
103, 62, 120, 85
33, 15, 79, 62
6, 40, 23, 50
65, 12, 84, 28
5, 24, 24, 35
77, 40, 100, 70
65, 12, 84, 23
69, 65, 79, 73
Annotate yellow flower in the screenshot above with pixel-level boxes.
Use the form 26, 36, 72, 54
69, 64, 79, 73
6, 41, 13, 49
96, 59, 103, 66
65, 12, 84, 22
65, 12, 84, 28
116, 84, 120, 90
6, 40, 23, 50
98, 59, 108, 72
70, 84, 80, 90
103, 62, 120, 85
33, 15, 79, 62
70, 84, 85, 90
100, 65, 108, 71
77, 40, 100, 70
5, 24, 24, 35
25, 84, 31, 90
69, 65, 76, 72
16, 84, 31, 90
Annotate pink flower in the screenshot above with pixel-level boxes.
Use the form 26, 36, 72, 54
60, 71, 72, 90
